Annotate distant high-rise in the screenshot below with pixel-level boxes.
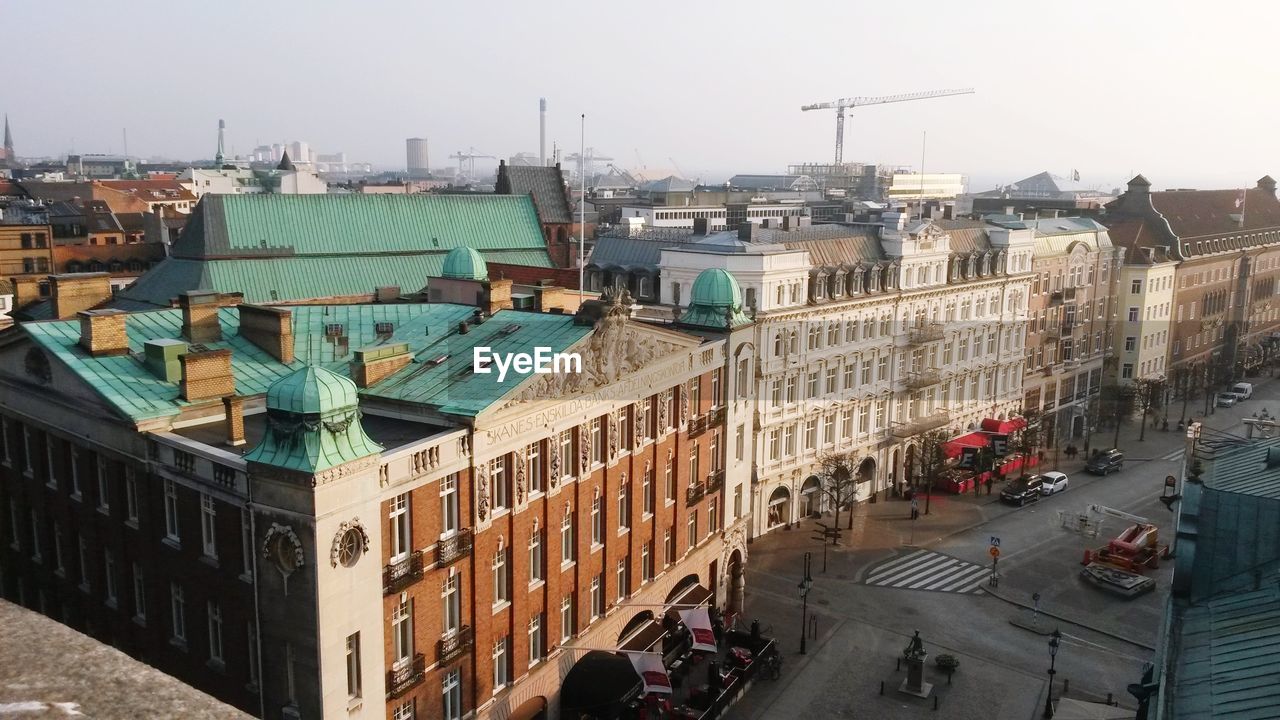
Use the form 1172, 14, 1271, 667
406, 137, 429, 178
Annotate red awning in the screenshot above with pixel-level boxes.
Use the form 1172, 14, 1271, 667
980, 417, 1028, 434
944, 432, 991, 459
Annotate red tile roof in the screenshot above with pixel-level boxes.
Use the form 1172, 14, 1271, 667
1150, 187, 1280, 239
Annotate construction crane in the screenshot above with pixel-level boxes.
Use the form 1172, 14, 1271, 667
800, 88, 975, 165
563, 148, 614, 184
448, 148, 496, 182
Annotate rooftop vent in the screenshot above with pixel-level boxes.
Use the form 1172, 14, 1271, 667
426, 354, 449, 366
1266, 446, 1280, 470
499, 324, 522, 336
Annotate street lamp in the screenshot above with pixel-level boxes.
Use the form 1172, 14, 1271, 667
1043, 628, 1062, 718
797, 552, 813, 655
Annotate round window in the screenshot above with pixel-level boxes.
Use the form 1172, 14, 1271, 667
337, 528, 363, 567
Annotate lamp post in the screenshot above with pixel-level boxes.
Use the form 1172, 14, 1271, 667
1043, 628, 1062, 718
797, 552, 813, 655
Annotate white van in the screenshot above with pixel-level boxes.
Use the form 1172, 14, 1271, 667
1232, 382, 1254, 400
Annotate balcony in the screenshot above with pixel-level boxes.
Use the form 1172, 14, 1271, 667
436, 528, 473, 567
688, 407, 726, 439
890, 410, 951, 439
903, 370, 941, 390
907, 323, 944, 345
1042, 325, 1062, 339
386, 653, 426, 698
437, 626, 474, 665
383, 551, 424, 596
686, 482, 706, 506
705, 469, 724, 493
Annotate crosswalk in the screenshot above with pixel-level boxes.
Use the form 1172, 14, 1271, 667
862, 549, 990, 594
1160, 448, 1184, 463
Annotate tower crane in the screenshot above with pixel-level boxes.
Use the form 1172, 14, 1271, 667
448, 148, 496, 182
800, 88, 975, 165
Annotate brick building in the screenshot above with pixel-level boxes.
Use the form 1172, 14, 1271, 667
0, 257, 752, 719
495, 161, 584, 269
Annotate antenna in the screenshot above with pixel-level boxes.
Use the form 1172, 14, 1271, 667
539, 98, 547, 167
579, 114, 586, 303
122, 128, 128, 160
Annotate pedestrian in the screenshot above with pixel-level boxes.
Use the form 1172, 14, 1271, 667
985, 476, 994, 495
910, 497, 919, 520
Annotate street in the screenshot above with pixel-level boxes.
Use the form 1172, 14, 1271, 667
726, 374, 1279, 720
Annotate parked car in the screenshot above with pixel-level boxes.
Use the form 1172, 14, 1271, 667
1001, 476, 1044, 506
1039, 471, 1070, 495
1232, 382, 1254, 400
1085, 449, 1125, 475
1217, 392, 1239, 408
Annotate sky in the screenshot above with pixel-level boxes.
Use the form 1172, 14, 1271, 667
4, 0, 1279, 192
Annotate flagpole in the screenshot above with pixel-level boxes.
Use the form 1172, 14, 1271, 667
579, 113, 586, 303
1241, 187, 1248, 228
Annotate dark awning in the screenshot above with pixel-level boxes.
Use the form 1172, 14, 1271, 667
669, 582, 714, 609
560, 650, 644, 717
619, 621, 666, 652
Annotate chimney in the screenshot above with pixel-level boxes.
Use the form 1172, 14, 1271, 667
486, 278, 514, 315
1003, 205, 1015, 216
692, 217, 710, 236
236, 304, 294, 363
12, 277, 44, 311
179, 348, 235, 401
1258, 175, 1277, 199
534, 284, 566, 312
351, 343, 412, 388
50, 272, 112, 320
738, 222, 758, 241
223, 396, 246, 447
179, 290, 222, 343
78, 309, 129, 357
144, 339, 189, 382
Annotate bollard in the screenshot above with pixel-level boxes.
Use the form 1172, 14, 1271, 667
880, 680, 885, 695
1107, 693, 1113, 706
1063, 679, 1070, 694
896, 658, 901, 671
948, 671, 952, 685
933, 696, 939, 711
1083, 549, 1092, 565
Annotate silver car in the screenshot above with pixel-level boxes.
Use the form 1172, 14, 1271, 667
1039, 471, 1069, 495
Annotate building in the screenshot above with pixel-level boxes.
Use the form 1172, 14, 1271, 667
1104, 175, 1280, 386
0, 252, 749, 719
0, 114, 14, 168
1140, 429, 1280, 719
1110, 238, 1176, 384
495, 161, 579, 268
988, 216, 1120, 442
886, 173, 966, 201
407, 138, 430, 178
961, 171, 1116, 218
616, 204, 807, 232
0, 220, 53, 284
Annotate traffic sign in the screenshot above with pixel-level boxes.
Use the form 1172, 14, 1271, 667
989, 536, 1001, 547
989, 546, 1000, 558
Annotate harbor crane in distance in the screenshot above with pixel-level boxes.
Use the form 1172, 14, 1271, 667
800, 88, 975, 165
449, 148, 496, 183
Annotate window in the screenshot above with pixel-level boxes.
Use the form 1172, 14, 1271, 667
560, 504, 575, 564
443, 569, 461, 634
390, 493, 411, 560
170, 583, 186, 643
591, 574, 604, 618
688, 445, 700, 486
208, 601, 224, 664
77, 535, 89, 590
591, 491, 603, 546
711, 368, 722, 407
132, 563, 146, 622
529, 525, 543, 584
240, 508, 253, 579
1131, 279, 1142, 294
442, 669, 462, 720
664, 529, 675, 567
491, 456, 509, 509
590, 417, 603, 464
804, 419, 817, 450
877, 356, 889, 381
96, 459, 109, 512
689, 379, 702, 416
642, 466, 653, 515
528, 614, 544, 665
393, 598, 413, 664
617, 409, 632, 453
709, 497, 719, 534
642, 542, 653, 582
823, 415, 835, 445
492, 546, 509, 606
687, 511, 698, 549
1128, 307, 1139, 322
28, 509, 40, 562
806, 372, 819, 398
785, 376, 797, 403
784, 426, 796, 456
346, 633, 361, 700
124, 469, 138, 524
163, 479, 180, 543
559, 431, 575, 480
617, 556, 629, 601
104, 548, 117, 606
560, 595, 575, 642
1122, 363, 1134, 379
861, 359, 872, 385
492, 636, 510, 690
200, 494, 217, 560
45, 442, 57, 489
843, 363, 855, 390
1125, 336, 1136, 352
70, 450, 82, 499
768, 429, 780, 460
736, 425, 745, 462
526, 443, 544, 494
52, 523, 64, 574
617, 481, 630, 531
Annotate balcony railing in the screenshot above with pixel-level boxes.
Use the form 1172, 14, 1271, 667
387, 653, 426, 698
688, 407, 726, 439
903, 370, 941, 390
436, 528, 473, 567
437, 626, 474, 665
383, 550, 424, 596
890, 410, 951, 439
705, 470, 724, 493
907, 323, 944, 345
686, 482, 706, 506
1043, 325, 1062, 339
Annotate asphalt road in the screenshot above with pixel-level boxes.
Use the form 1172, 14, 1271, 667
727, 375, 1280, 720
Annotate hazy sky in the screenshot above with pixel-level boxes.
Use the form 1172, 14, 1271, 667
5, 0, 1278, 192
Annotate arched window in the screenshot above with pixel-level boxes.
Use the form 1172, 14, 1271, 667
638, 275, 651, 298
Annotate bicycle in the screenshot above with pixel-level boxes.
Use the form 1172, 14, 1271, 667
760, 652, 783, 680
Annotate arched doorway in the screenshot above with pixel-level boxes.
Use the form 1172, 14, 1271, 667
798, 475, 822, 518
766, 486, 791, 529
889, 448, 900, 493
904, 445, 918, 493
727, 549, 744, 616
856, 457, 876, 495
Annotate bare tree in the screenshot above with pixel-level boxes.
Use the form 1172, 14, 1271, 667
1011, 409, 1042, 466
915, 430, 950, 512
1104, 385, 1138, 448
816, 451, 859, 539
1135, 377, 1167, 441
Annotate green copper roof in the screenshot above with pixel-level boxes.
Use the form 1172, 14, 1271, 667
680, 268, 751, 330
22, 303, 592, 423
441, 246, 489, 280
244, 366, 383, 473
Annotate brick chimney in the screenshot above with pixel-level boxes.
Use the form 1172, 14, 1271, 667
223, 396, 246, 446
486, 278, 514, 315
50, 273, 112, 320
1258, 175, 1277, 199
12, 277, 44, 311
236, 304, 294, 363
78, 309, 130, 357
351, 343, 412, 388
179, 290, 222, 344
534, 284, 566, 312
180, 349, 235, 401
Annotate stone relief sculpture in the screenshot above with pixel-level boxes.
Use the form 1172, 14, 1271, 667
515, 447, 526, 504
549, 441, 561, 489
476, 461, 490, 522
